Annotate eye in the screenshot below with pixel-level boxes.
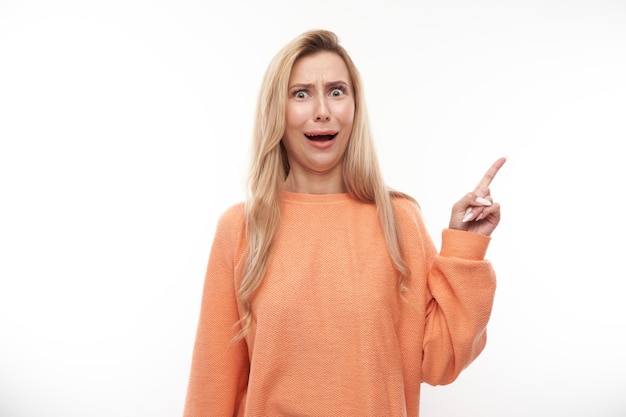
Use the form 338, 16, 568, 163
293, 90, 309, 99
330, 87, 345, 97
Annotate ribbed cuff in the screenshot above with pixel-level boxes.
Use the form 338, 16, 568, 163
439, 229, 491, 260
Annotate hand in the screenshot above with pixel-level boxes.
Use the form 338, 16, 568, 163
448, 157, 507, 236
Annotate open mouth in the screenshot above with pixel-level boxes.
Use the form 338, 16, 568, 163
305, 133, 337, 142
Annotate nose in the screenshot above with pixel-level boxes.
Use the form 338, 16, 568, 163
315, 97, 330, 121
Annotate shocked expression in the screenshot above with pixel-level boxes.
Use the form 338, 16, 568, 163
282, 51, 355, 188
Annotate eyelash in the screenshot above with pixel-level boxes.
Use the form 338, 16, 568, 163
293, 90, 308, 99
330, 86, 345, 96
291, 86, 346, 98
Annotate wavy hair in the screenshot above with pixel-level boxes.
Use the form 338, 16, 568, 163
237, 29, 412, 340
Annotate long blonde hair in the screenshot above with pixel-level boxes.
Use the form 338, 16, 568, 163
238, 29, 411, 339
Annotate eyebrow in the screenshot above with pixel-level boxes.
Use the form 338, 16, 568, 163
288, 81, 350, 90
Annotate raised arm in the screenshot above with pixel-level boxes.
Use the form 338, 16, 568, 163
422, 157, 505, 384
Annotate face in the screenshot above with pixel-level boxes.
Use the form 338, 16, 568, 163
282, 51, 355, 193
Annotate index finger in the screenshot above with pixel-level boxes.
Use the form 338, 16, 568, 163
473, 156, 507, 196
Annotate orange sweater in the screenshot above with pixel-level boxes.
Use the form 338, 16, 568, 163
183, 192, 496, 417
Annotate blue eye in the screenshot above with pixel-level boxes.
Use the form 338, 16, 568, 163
330, 88, 344, 97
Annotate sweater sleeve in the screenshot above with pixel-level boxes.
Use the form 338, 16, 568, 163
183, 205, 249, 417
421, 228, 496, 386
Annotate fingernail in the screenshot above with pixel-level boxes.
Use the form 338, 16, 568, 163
475, 212, 484, 221
462, 207, 473, 222
475, 197, 491, 206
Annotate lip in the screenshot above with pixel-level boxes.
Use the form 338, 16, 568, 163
303, 130, 338, 149
304, 129, 338, 138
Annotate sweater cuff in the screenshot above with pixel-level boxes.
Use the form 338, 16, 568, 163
440, 229, 491, 260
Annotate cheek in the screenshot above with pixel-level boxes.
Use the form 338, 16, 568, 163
338, 102, 355, 127
285, 104, 309, 128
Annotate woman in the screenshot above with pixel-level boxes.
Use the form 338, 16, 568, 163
183, 29, 506, 417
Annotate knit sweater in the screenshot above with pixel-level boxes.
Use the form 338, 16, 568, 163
183, 191, 496, 417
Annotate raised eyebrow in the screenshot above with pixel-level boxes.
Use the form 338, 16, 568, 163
288, 83, 313, 91
327, 81, 350, 91
288, 81, 350, 91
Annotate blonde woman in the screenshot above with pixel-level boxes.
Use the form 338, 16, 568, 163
183, 29, 506, 417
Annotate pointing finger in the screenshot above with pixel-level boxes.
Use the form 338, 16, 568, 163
474, 156, 507, 197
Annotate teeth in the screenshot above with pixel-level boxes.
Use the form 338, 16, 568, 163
306, 134, 336, 141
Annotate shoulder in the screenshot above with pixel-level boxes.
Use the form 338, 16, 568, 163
390, 192, 423, 225
212, 202, 246, 247
216, 202, 246, 229
390, 192, 432, 240
389, 192, 437, 258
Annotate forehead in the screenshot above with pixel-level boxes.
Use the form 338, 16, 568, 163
289, 51, 351, 83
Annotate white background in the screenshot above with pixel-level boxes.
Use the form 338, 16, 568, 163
1, 1, 625, 416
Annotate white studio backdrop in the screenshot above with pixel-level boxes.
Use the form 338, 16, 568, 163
1, 0, 625, 416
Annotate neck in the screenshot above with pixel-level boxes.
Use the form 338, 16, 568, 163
283, 170, 346, 194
